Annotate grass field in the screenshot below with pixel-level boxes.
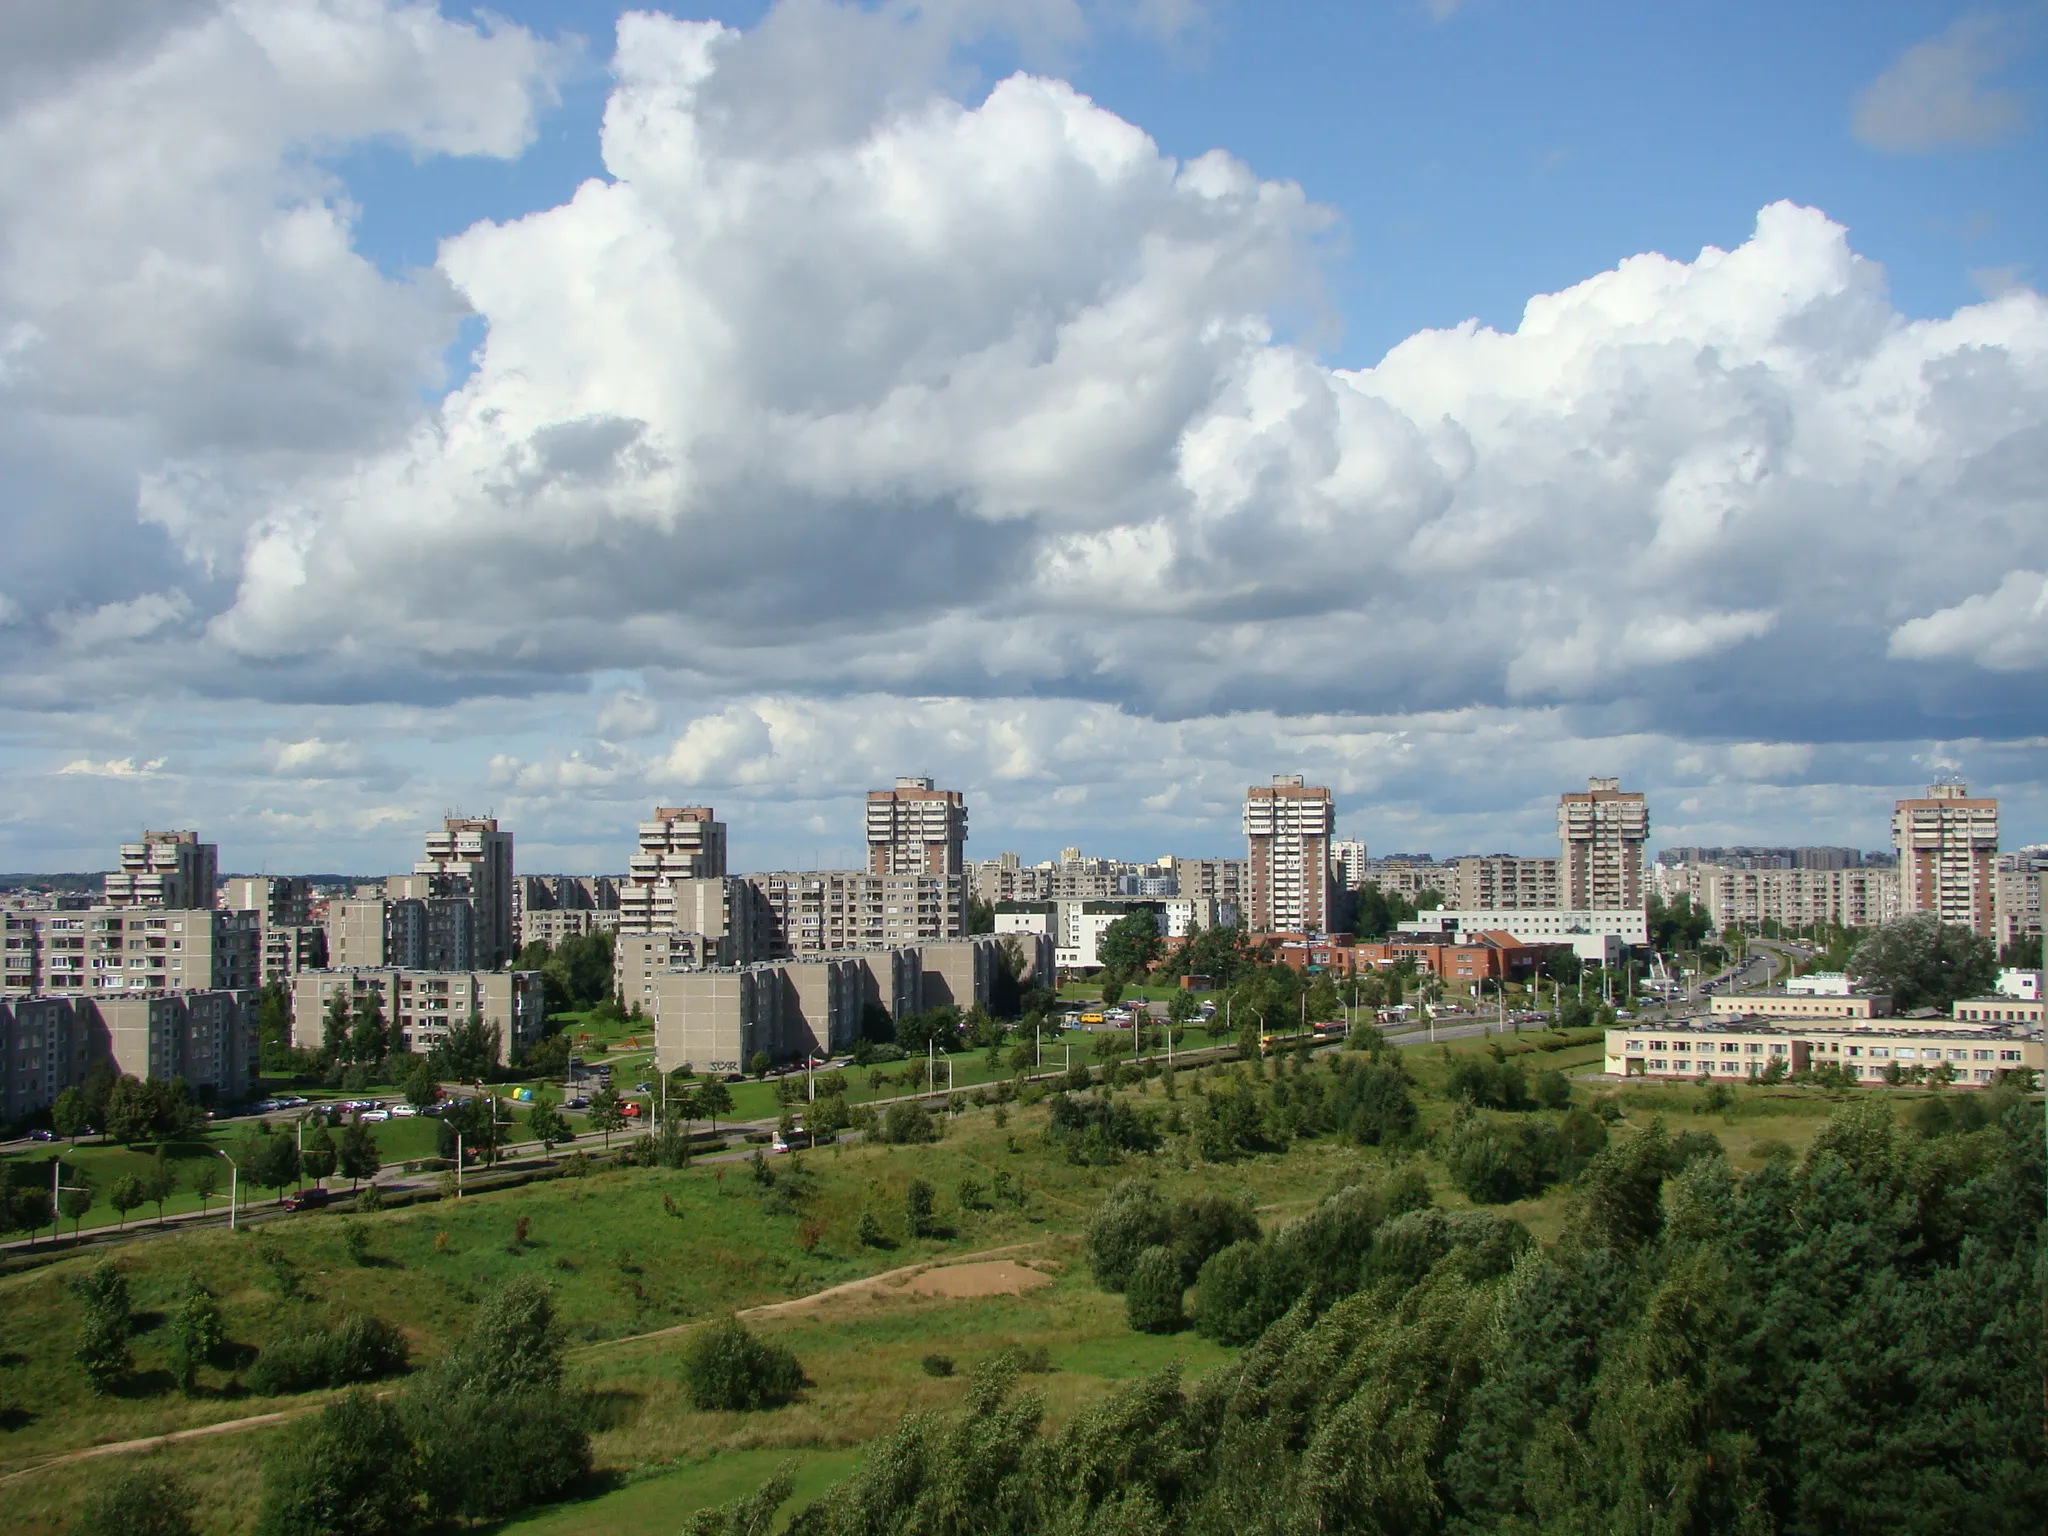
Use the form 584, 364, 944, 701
0, 1039, 1944, 1534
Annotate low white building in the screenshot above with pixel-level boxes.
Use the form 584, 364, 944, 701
1605, 1015, 2040, 1087
1398, 909, 1637, 965
1997, 968, 2042, 1001
1785, 971, 1852, 996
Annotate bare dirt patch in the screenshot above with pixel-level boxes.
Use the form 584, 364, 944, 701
741, 1252, 1054, 1319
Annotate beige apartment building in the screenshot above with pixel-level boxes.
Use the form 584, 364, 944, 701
1244, 775, 1336, 934
403, 815, 515, 968
290, 968, 545, 1064
1707, 989, 1892, 1022
104, 830, 217, 909
867, 777, 967, 877
614, 930, 714, 1014
1653, 862, 1900, 933
1559, 778, 1649, 909
222, 877, 325, 985
1446, 855, 1560, 910
0, 991, 257, 1115
1606, 1016, 2040, 1087
1994, 846, 2045, 955
2, 907, 259, 997
747, 869, 965, 954
0, 996, 110, 1118
620, 806, 728, 933
519, 907, 621, 947
1893, 781, 1998, 941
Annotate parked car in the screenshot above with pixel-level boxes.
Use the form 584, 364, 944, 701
26, 1128, 53, 1142
280, 1188, 330, 1212
390, 1103, 417, 1118
634, 1081, 653, 1094
565, 1096, 590, 1110
359, 1109, 390, 1122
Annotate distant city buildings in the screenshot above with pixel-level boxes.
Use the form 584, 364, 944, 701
1893, 781, 1999, 941
1244, 774, 1335, 934
400, 815, 515, 969
1994, 846, 2046, 956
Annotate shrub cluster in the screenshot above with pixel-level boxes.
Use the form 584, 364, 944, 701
1045, 1092, 1162, 1164
248, 1313, 409, 1395
682, 1317, 807, 1411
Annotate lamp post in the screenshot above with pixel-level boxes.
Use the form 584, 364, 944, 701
211, 1147, 238, 1232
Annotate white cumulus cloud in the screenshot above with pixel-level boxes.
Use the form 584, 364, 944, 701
1890, 569, 2048, 671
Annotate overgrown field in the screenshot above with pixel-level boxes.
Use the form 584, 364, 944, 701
2, 1034, 2023, 1534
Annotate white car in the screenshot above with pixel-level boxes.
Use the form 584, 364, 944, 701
358, 1108, 391, 1122
390, 1104, 417, 1118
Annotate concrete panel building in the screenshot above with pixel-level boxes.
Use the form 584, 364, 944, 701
408, 815, 515, 968
1994, 846, 2046, 956
649, 966, 784, 1077
104, 831, 218, 910
1558, 778, 1649, 910
325, 900, 391, 970
0, 997, 112, 1120
222, 877, 311, 929
1606, 1016, 2040, 1087
1893, 781, 1998, 941
867, 777, 967, 878
621, 807, 728, 933
1707, 990, 1892, 1022
614, 930, 713, 1015
1244, 775, 1336, 935
918, 935, 1001, 1011
100, 990, 258, 1099
748, 870, 964, 955
290, 969, 544, 1065
1, 908, 259, 998
519, 907, 622, 948
1446, 855, 1560, 911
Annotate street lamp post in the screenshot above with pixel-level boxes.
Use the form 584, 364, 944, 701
211, 1147, 238, 1232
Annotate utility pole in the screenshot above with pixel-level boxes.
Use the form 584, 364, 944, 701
455, 1130, 463, 1200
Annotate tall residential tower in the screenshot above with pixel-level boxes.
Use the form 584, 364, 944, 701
1244, 774, 1335, 934
1558, 777, 1649, 910
1894, 781, 1999, 941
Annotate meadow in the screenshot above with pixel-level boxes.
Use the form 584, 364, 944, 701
0, 1031, 1928, 1534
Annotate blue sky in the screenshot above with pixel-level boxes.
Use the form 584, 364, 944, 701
0, 0, 2044, 876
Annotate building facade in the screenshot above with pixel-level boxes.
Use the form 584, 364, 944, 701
1893, 781, 1998, 940
1329, 840, 1370, 891
747, 870, 964, 954
620, 807, 728, 932
1994, 846, 2046, 956
1652, 862, 1901, 933
1244, 775, 1336, 934
1558, 777, 1649, 910
1605, 1016, 2040, 1087
1, 908, 259, 997
104, 831, 217, 910
867, 777, 967, 877
408, 815, 515, 968
290, 969, 545, 1064
1445, 855, 1560, 910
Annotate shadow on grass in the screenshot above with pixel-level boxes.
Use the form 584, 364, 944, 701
0, 1406, 36, 1432
112, 1368, 177, 1399
470, 1466, 632, 1533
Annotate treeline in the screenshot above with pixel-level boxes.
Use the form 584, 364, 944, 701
692, 1093, 2045, 1535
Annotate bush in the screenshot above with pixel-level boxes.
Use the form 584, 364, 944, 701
905, 1178, 937, 1238
1167, 1193, 1261, 1287
857, 1211, 886, 1247
1534, 1068, 1573, 1110
1086, 1180, 1170, 1291
881, 1102, 940, 1145
69, 1468, 196, 1536
405, 1381, 591, 1521
256, 1389, 416, 1536
1330, 1060, 1418, 1145
1190, 1240, 1266, 1345
921, 1353, 955, 1377
1045, 1092, 1160, 1164
1443, 1116, 1564, 1204
1364, 1208, 1532, 1287
1124, 1245, 1186, 1333
70, 1263, 132, 1396
682, 1318, 806, 1411
1445, 1056, 1532, 1111
249, 1314, 410, 1395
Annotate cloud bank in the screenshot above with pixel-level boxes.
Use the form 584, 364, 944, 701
0, 0, 2044, 872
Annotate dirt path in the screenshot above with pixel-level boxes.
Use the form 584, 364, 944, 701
0, 1241, 1056, 1481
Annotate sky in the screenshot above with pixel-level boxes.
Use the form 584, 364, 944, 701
0, 0, 2044, 877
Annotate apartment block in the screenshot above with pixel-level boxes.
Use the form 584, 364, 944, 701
614, 930, 713, 1015
100, 989, 259, 1099
1994, 846, 2046, 955
919, 936, 1003, 1011
1444, 855, 1560, 910
1165, 857, 1247, 914
1893, 781, 1998, 940
1329, 840, 1370, 891
0, 996, 111, 1120
1357, 858, 1453, 903
867, 777, 967, 878
747, 869, 965, 954
620, 807, 728, 933
1653, 863, 1901, 933
325, 899, 392, 969
1707, 990, 1892, 1022
104, 831, 217, 909
222, 876, 312, 928
259, 925, 328, 987
1605, 1016, 2040, 1088
409, 815, 515, 968
519, 907, 621, 948
1244, 775, 1336, 934
1558, 777, 1649, 909
2, 908, 258, 997
289, 969, 545, 1064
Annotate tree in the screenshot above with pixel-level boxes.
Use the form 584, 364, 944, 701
695, 1077, 734, 1134
337, 1121, 381, 1189
526, 1101, 571, 1153
142, 1148, 179, 1224
402, 1058, 439, 1109
256, 1388, 416, 1536
191, 1158, 220, 1217
587, 1086, 625, 1148
59, 1183, 94, 1237
1086, 1181, 1171, 1291
905, 1178, 937, 1238
240, 1131, 301, 1201
431, 1011, 500, 1082
682, 1317, 806, 1411
749, 1051, 773, 1079
108, 1174, 145, 1231
350, 995, 389, 1064
966, 894, 996, 935
1850, 913, 1998, 1012
256, 981, 295, 1072
168, 1276, 226, 1395
322, 990, 353, 1062
68, 1467, 196, 1536
52, 1086, 88, 1143
1124, 1245, 1186, 1333
104, 1075, 155, 1144
71, 1263, 132, 1395
1097, 909, 1164, 981
301, 1121, 338, 1188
